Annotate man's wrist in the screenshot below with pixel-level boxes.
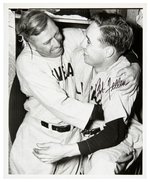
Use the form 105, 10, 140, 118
63, 144, 81, 158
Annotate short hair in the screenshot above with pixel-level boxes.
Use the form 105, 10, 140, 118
91, 12, 133, 54
17, 9, 52, 41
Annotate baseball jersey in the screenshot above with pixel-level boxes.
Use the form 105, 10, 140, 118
73, 49, 138, 154
73, 49, 137, 125
16, 28, 94, 130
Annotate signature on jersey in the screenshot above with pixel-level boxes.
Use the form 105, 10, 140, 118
105, 77, 127, 99
90, 77, 127, 103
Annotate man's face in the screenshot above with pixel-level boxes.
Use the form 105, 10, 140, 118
29, 19, 63, 58
84, 22, 106, 67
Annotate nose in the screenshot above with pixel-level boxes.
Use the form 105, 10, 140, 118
52, 37, 61, 48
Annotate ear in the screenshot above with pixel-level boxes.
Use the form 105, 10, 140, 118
104, 46, 115, 58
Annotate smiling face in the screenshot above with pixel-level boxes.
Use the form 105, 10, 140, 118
29, 19, 63, 58
84, 22, 106, 68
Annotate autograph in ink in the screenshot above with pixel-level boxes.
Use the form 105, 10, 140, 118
105, 77, 127, 100
90, 77, 127, 104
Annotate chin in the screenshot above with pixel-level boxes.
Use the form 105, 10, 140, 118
84, 58, 92, 66
59, 48, 64, 55
48, 49, 64, 58
55, 48, 64, 57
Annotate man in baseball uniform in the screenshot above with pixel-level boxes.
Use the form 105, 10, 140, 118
33, 12, 142, 175
10, 10, 140, 174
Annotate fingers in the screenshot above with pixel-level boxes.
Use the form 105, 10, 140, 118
120, 84, 135, 95
126, 85, 138, 96
120, 83, 138, 96
116, 67, 128, 77
33, 148, 50, 155
36, 142, 52, 148
33, 149, 58, 164
115, 151, 133, 173
117, 154, 133, 164
33, 152, 49, 159
118, 75, 138, 95
36, 140, 60, 148
116, 64, 140, 95
33, 149, 51, 160
116, 152, 134, 164
32, 151, 55, 164
120, 76, 135, 89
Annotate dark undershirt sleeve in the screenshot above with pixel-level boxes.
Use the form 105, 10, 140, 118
77, 118, 127, 156
86, 104, 104, 129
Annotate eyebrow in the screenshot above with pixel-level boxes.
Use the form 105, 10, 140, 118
43, 38, 52, 45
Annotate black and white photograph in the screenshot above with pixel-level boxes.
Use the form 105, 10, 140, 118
4, 3, 145, 177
